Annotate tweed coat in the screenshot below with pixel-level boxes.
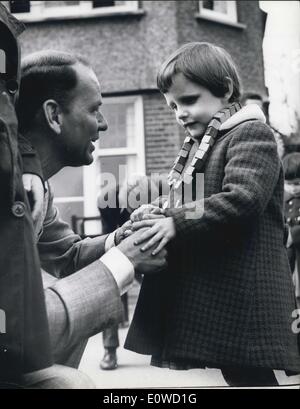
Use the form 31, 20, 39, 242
125, 119, 300, 373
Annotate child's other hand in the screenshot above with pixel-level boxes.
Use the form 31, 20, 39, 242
130, 204, 163, 222
132, 217, 176, 255
22, 173, 44, 224
114, 220, 133, 245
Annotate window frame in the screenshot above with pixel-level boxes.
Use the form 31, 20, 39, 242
198, 0, 238, 24
9, 0, 140, 22
83, 94, 145, 234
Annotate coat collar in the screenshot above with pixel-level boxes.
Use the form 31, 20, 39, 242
220, 104, 266, 132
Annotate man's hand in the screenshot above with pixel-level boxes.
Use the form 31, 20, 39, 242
117, 228, 167, 274
130, 204, 164, 222
131, 217, 176, 255
22, 173, 44, 225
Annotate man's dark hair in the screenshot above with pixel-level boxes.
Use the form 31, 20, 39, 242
17, 50, 90, 133
283, 152, 300, 180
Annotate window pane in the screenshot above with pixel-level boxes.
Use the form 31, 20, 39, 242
93, 1, 130, 7
55, 201, 84, 228
50, 167, 83, 198
202, 0, 228, 14
100, 102, 135, 149
93, 0, 115, 8
44, 1, 80, 7
9, 0, 30, 13
202, 1, 214, 11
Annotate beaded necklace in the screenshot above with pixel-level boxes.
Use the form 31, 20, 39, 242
164, 102, 241, 208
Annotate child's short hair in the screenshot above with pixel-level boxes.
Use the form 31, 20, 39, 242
157, 42, 241, 103
283, 153, 300, 180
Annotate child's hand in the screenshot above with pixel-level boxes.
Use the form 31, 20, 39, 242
22, 173, 44, 224
132, 217, 176, 255
114, 220, 134, 245
130, 204, 164, 222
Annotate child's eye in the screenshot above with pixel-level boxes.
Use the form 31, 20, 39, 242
183, 96, 198, 105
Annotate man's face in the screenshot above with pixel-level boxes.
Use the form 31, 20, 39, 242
164, 73, 228, 141
59, 63, 108, 167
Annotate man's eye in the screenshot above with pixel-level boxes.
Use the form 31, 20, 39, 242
170, 104, 177, 111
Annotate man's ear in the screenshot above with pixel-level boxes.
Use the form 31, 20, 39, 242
223, 77, 234, 102
42, 100, 63, 134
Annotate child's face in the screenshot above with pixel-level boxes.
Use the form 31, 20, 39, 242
285, 179, 300, 196
164, 73, 229, 140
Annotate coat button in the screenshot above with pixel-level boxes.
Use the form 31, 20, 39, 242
289, 201, 293, 205
11, 201, 26, 218
287, 217, 291, 222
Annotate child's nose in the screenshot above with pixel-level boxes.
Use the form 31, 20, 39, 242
177, 107, 188, 121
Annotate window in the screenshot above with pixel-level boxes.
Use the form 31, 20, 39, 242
5, 0, 139, 22
50, 166, 85, 228
50, 95, 145, 235
9, 0, 30, 13
199, 1, 238, 24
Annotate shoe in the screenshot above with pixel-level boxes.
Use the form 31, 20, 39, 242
100, 349, 118, 370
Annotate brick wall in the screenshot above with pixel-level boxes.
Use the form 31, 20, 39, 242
143, 92, 181, 175
176, 1, 266, 97
19, 1, 179, 93
18, 1, 265, 96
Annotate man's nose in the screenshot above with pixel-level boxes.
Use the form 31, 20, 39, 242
97, 113, 108, 131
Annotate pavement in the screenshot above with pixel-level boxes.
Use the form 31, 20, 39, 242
79, 289, 300, 389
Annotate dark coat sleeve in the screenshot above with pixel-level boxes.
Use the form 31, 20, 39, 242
18, 134, 44, 181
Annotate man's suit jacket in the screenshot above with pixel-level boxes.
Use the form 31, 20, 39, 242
20, 133, 124, 367
125, 120, 300, 373
38, 185, 123, 367
43, 257, 123, 367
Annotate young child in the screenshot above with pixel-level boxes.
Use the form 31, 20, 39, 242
283, 153, 300, 309
124, 42, 300, 386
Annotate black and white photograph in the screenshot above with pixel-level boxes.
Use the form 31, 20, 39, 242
0, 0, 300, 391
